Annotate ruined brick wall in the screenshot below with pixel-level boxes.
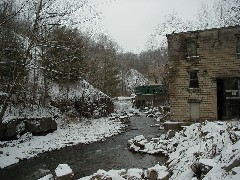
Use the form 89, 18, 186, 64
168, 26, 240, 122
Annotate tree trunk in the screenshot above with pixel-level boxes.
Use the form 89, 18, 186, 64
0, 0, 43, 123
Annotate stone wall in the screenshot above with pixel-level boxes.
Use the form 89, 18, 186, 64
167, 26, 240, 122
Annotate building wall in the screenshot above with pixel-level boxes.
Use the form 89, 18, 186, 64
167, 26, 240, 122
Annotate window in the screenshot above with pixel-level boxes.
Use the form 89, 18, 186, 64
237, 36, 240, 59
189, 70, 199, 88
187, 39, 197, 57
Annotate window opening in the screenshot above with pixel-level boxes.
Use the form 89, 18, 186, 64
237, 36, 240, 59
189, 70, 199, 88
187, 39, 197, 57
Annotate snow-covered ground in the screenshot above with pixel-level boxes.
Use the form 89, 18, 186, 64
40, 163, 169, 180
49, 79, 108, 102
0, 79, 118, 169
78, 164, 169, 180
0, 117, 125, 169
62, 120, 239, 180
128, 120, 240, 179
0, 96, 138, 169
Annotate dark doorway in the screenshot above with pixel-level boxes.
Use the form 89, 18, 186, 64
217, 77, 240, 120
217, 79, 225, 120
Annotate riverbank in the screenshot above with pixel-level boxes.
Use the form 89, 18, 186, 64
0, 113, 165, 180
0, 117, 126, 169
0, 96, 136, 169
127, 120, 240, 179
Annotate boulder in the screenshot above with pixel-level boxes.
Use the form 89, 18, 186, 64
0, 119, 26, 140
90, 174, 112, 180
0, 117, 57, 140
55, 164, 74, 180
0, 123, 6, 140
133, 141, 145, 149
148, 170, 169, 180
190, 162, 201, 178
127, 135, 147, 152
148, 165, 169, 180
224, 157, 240, 172
51, 119, 57, 131
148, 170, 158, 180
199, 159, 216, 174
25, 117, 57, 136
5, 119, 18, 139
126, 168, 144, 179
166, 130, 176, 139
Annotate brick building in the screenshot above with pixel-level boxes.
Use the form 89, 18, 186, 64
167, 26, 240, 122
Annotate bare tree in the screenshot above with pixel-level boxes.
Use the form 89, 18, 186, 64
0, 0, 44, 122
197, 0, 240, 29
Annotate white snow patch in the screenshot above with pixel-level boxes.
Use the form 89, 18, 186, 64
55, 164, 73, 177
199, 158, 217, 167
148, 164, 169, 179
127, 168, 143, 179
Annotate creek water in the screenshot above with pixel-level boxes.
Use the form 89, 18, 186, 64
0, 116, 166, 180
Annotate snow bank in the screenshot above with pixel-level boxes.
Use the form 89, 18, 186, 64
55, 164, 73, 177
49, 79, 108, 102
148, 164, 169, 179
128, 120, 240, 179
0, 118, 125, 169
77, 164, 168, 180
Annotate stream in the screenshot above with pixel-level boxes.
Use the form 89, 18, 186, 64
0, 116, 166, 180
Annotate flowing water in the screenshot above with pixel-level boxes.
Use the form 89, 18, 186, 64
0, 116, 166, 180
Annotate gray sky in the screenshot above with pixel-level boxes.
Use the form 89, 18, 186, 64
89, 0, 215, 53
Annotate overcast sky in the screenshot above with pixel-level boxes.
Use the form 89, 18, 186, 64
89, 0, 215, 53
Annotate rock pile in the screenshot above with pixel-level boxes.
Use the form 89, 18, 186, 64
78, 164, 169, 180
127, 120, 240, 179
0, 117, 57, 140
39, 164, 74, 180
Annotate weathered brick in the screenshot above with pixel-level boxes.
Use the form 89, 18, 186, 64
167, 26, 240, 121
